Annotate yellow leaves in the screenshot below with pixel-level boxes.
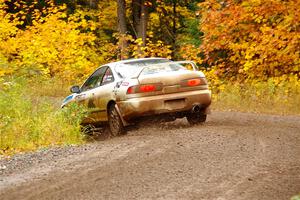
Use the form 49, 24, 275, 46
199, 0, 221, 11
0, 53, 12, 77
245, 52, 254, 60
114, 32, 172, 59
149, 13, 159, 23
130, 38, 172, 59
243, 61, 252, 71
60, 12, 67, 18
147, 31, 154, 38
136, 38, 144, 46
254, 15, 264, 23
0, 3, 104, 80
179, 44, 203, 65
293, 65, 299, 72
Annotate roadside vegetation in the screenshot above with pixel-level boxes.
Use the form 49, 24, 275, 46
0, 78, 86, 155
0, 0, 299, 155
210, 76, 300, 115
292, 195, 300, 200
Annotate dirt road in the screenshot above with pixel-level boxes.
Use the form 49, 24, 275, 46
1, 111, 300, 200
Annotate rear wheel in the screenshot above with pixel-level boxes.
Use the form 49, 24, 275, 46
186, 113, 207, 125
108, 104, 124, 136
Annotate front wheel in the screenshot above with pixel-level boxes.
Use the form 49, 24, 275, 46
108, 104, 124, 136
186, 113, 207, 125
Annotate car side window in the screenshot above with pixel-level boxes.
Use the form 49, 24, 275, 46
81, 67, 107, 92
101, 67, 114, 85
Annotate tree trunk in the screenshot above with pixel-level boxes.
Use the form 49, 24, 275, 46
87, 0, 98, 9
140, 0, 148, 46
171, 0, 177, 59
132, 0, 141, 38
117, 0, 128, 59
132, 0, 148, 46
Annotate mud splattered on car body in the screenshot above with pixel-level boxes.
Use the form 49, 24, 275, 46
62, 58, 211, 135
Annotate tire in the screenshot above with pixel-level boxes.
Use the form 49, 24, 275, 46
186, 113, 207, 125
108, 104, 124, 136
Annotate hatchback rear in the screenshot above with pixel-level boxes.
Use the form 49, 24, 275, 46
62, 58, 211, 136
114, 61, 211, 123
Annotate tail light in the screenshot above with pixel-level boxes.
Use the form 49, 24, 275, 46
140, 85, 156, 92
187, 79, 201, 86
181, 78, 207, 87
127, 83, 162, 94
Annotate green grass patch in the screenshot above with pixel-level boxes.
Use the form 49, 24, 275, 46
0, 77, 86, 156
212, 79, 300, 115
291, 195, 300, 200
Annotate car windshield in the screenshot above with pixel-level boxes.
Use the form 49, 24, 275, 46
116, 59, 188, 78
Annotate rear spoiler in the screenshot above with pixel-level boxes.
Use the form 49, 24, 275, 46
131, 61, 198, 79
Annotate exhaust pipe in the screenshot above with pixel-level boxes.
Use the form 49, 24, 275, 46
192, 105, 201, 113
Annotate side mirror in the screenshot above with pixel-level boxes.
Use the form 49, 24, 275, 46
70, 85, 81, 94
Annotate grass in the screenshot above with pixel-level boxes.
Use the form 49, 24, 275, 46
0, 76, 299, 156
291, 195, 300, 200
0, 77, 86, 156
212, 79, 300, 115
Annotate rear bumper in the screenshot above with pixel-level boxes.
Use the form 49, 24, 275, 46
117, 89, 211, 121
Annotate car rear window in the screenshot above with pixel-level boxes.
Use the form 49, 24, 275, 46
141, 63, 187, 75
116, 59, 188, 78
124, 59, 169, 66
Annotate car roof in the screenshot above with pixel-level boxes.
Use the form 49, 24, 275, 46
106, 57, 169, 67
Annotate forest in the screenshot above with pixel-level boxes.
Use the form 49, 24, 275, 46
0, 0, 299, 154
0, 0, 298, 80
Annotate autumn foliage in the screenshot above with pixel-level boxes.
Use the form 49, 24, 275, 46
0, 1, 116, 79
199, 0, 300, 80
0, 0, 299, 82
0, 0, 179, 80
0, 0, 299, 103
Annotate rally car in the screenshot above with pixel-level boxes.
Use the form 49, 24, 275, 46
62, 58, 211, 136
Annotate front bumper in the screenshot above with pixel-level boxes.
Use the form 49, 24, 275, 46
117, 89, 211, 121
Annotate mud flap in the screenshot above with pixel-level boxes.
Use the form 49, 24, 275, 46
114, 104, 129, 126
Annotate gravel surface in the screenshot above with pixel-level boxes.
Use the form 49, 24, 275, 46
0, 111, 300, 200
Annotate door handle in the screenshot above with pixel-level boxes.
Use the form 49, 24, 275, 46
116, 82, 122, 88
75, 94, 86, 100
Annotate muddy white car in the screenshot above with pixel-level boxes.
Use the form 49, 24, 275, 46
62, 58, 211, 135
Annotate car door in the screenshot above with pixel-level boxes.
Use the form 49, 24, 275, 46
92, 66, 116, 121
76, 66, 108, 123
